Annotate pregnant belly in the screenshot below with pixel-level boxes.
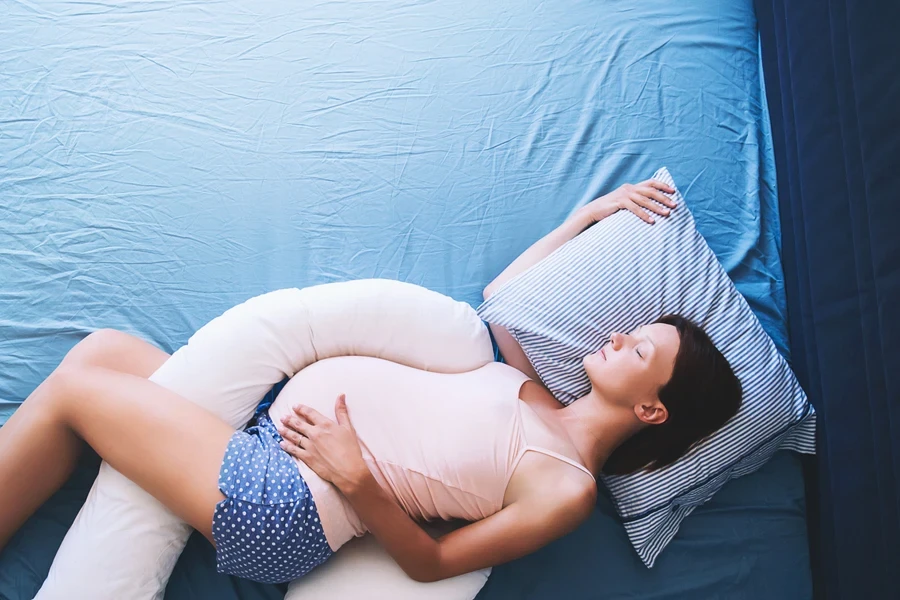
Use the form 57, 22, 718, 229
264, 356, 468, 549
263, 355, 521, 549
266, 355, 437, 425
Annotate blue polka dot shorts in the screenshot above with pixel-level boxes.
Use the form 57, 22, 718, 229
212, 413, 333, 584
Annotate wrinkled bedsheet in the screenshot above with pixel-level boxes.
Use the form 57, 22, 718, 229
0, 0, 805, 598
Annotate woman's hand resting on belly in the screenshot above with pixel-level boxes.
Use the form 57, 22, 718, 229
275, 386, 596, 584
276, 394, 370, 494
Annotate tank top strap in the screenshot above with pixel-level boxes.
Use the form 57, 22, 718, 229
522, 446, 596, 481
505, 364, 597, 483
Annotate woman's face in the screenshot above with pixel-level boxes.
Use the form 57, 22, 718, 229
583, 323, 681, 412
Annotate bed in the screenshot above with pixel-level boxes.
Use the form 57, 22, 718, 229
0, 0, 812, 598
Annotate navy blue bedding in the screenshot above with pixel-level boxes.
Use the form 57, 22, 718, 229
755, 0, 900, 596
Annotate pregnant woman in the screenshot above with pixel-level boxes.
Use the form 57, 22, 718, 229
0, 180, 742, 584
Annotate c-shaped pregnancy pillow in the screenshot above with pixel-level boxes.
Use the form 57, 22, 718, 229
36, 279, 495, 600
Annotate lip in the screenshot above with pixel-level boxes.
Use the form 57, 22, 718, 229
600, 348, 607, 361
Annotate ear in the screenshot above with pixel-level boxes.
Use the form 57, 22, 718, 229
634, 399, 668, 426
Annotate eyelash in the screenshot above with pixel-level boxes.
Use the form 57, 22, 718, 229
636, 348, 643, 359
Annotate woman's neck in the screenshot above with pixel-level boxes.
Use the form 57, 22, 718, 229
554, 390, 642, 475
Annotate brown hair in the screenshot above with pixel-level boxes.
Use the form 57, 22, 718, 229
601, 315, 742, 476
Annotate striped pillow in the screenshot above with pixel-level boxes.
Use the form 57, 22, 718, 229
476, 167, 815, 567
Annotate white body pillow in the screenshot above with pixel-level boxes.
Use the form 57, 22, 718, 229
287, 522, 489, 600
36, 279, 494, 600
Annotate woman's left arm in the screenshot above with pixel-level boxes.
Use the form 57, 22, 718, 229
277, 396, 594, 583
342, 464, 593, 583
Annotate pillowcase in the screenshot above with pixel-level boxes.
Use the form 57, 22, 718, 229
476, 166, 815, 568
36, 279, 494, 600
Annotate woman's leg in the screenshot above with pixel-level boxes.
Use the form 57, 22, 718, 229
0, 364, 234, 551
0, 329, 173, 549
58, 328, 172, 377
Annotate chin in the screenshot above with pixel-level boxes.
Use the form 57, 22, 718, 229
583, 358, 605, 383
582, 355, 595, 375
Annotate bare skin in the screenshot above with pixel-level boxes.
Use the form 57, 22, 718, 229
0, 329, 231, 550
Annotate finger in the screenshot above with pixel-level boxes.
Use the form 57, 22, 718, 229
293, 445, 313, 464
626, 196, 655, 224
631, 192, 672, 217
645, 179, 676, 194
277, 425, 306, 447
635, 186, 676, 210
630, 191, 666, 212
280, 413, 314, 437
293, 404, 326, 426
335, 394, 355, 431
625, 202, 655, 225
279, 439, 309, 460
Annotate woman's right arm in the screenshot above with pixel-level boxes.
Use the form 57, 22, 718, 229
482, 207, 595, 300
482, 208, 594, 379
483, 179, 676, 376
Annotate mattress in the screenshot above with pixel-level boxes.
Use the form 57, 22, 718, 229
0, 0, 808, 598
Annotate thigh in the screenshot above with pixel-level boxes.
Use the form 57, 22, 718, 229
55, 366, 236, 543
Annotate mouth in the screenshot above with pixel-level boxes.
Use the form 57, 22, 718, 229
600, 348, 607, 361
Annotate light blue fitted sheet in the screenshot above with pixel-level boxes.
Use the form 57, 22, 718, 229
0, 0, 786, 421
0, 1, 806, 598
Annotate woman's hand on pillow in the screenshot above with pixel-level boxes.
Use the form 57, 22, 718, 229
277, 395, 371, 493
584, 179, 676, 225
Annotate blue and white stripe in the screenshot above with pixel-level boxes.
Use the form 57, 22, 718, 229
477, 166, 816, 568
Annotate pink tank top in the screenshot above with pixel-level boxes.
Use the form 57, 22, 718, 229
266, 356, 595, 551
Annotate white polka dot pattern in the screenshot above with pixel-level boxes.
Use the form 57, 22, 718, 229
212, 413, 333, 584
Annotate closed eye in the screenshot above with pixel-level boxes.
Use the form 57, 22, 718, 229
636, 348, 643, 359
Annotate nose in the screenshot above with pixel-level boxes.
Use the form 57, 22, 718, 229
610, 332, 624, 350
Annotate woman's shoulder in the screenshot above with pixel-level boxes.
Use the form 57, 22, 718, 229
548, 475, 596, 520
504, 451, 596, 514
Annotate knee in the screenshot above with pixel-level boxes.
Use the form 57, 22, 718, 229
60, 329, 123, 369
44, 364, 108, 424
87, 328, 123, 343
47, 365, 85, 399
32, 365, 84, 417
